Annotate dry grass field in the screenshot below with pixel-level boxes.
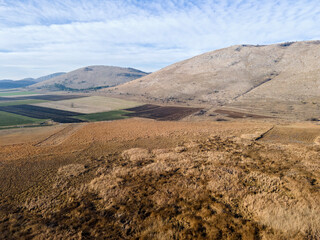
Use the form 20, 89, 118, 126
0, 119, 319, 239
0, 124, 66, 146
32, 96, 142, 114
260, 123, 320, 144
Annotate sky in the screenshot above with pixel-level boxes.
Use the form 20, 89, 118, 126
0, 0, 319, 79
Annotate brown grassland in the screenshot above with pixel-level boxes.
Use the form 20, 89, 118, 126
0, 119, 319, 239
32, 96, 143, 114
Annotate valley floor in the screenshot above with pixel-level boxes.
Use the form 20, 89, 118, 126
0, 119, 319, 239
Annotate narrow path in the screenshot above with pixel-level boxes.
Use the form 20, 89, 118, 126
35, 123, 84, 146
255, 126, 275, 141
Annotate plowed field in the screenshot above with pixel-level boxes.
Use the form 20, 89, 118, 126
0, 105, 84, 123
125, 104, 202, 120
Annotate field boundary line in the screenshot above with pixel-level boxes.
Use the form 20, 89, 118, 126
255, 126, 275, 141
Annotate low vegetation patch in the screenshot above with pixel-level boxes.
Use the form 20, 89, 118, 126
53, 83, 114, 91
0, 110, 47, 127
0, 105, 84, 123
0, 91, 38, 96
0, 99, 48, 106
76, 110, 131, 122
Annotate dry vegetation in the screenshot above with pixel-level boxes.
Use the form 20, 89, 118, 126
106, 41, 320, 109
30, 66, 148, 90
0, 119, 319, 239
32, 96, 142, 114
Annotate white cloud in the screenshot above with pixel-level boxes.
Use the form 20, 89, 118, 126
0, 0, 319, 79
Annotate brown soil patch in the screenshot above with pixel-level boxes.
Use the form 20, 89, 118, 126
125, 104, 202, 120
214, 109, 272, 119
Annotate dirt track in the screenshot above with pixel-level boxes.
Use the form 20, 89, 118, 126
35, 123, 85, 146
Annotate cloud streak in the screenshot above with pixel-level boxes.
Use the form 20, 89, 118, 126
0, 0, 319, 79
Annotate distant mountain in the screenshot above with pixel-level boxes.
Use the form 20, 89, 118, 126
34, 72, 66, 83
29, 66, 149, 91
0, 72, 65, 89
0, 79, 37, 89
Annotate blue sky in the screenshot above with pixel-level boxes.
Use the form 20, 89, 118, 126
0, 0, 319, 79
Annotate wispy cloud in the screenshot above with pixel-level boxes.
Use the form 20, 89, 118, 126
0, 0, 319, 79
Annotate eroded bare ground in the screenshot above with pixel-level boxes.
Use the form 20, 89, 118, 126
0, 119, 319, 239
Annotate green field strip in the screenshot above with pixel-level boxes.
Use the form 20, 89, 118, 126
75, 110, 131, 122
0, 111, 47, 127
0, 91, 38, 96
0, 99, 49, 106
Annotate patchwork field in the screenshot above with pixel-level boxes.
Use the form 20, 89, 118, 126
0, 105, 84, 123
0, 119, 319, 239
0, 94, 137, 125
214, 109, 273, 119
75, 110, 130, 122
0, 94, 205, 126
32, 96, 143, 113
126, 104, 203, 121
0, 94, 86, 101
0, 99, 48, 106
0, 111, 47, 127
0, 91, 38, 96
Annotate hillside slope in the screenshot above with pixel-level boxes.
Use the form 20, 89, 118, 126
34, 72, 66, 83
29, 66, 148, 91
107, 41, 320, 108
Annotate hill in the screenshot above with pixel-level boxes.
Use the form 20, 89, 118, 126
0, 72, 65, 89
29, 66, 149, 91
106, 41, 320, 120
0, 79, 36, 89
34, 72, 66, 83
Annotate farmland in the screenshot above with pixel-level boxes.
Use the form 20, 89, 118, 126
0, 91, 38, 96
3, 94, 86, 101
0, 94, 204, 126
75, 110, 130, 122
0, 94, 141, 125
125, 104, 203, 121
214, 109, 272, 119
32, 96, 143, 113
0, 99, 48, 106
0, 94, 85, 102
0, 111, 47, 127
0, 105, 84, 123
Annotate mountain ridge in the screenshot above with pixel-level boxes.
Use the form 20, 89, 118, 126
29, 65, 149, 91
103, 40, 320, 120
0, 72, 66, 89
105, 41, 320, 102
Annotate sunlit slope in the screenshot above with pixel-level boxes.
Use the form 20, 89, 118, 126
30, 66, 148, 91
108, 41, 320, 106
